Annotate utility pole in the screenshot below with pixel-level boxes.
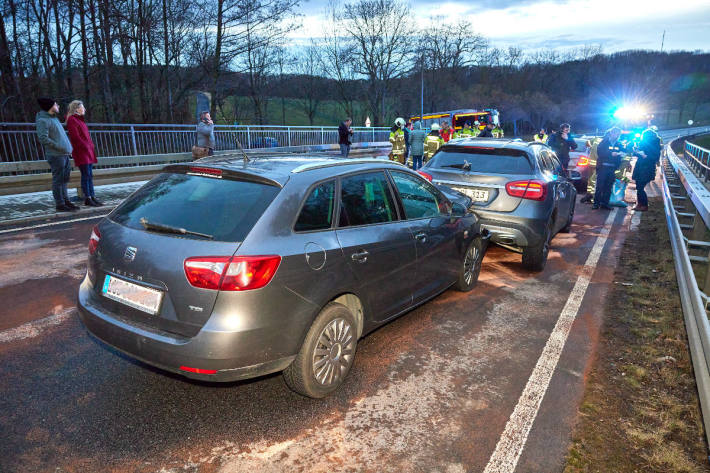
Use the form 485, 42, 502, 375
661, 30, 666, 52
420, 54, 424, 121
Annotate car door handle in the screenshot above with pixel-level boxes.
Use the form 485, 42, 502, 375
351, 250, 369, 263
415, 232, 427, 243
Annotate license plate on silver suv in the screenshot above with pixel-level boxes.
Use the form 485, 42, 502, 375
453, 187, 489, 202
102, 275, 163, 315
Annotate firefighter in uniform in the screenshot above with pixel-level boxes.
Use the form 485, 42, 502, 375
533, 129, 548, 143
492, 124, 504, 138
580, 137, 601, 203
424, 123, 444, 161
454, 121, 476, 139
389, 117, 406, 164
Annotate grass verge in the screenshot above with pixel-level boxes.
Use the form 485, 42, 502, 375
564, 199, 710, 473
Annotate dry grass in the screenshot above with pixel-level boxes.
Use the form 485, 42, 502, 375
564, 200, 710, 473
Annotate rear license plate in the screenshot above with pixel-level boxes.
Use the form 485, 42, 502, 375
102, 275, 163, 315
454, 187, 489, 202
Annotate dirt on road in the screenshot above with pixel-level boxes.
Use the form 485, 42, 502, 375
565, 199, 710, 473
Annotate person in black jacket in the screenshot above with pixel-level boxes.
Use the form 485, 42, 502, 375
593, 127, 623, 210
631, 129, 661, 211
546, 123, 578, 172
338, 118, 353, 158
477, 122, 495, 138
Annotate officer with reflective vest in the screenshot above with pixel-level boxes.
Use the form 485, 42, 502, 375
492, 124, 504, 138
533, 129, 547, 143
424, 123, 444, 161
389, 117, 406, 164
454, 121, 476, 139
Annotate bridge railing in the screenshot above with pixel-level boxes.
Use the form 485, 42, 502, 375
661, 129, 710, 449
0, 123, 391, 166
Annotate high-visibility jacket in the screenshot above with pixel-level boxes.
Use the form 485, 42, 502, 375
389, 128, 406, 157
454, 128, 475, 139
492, 126, 504, 138
424, 134, 444, 160
533, 133, 547, 143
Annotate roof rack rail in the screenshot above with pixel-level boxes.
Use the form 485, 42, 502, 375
291, 158, 401, 174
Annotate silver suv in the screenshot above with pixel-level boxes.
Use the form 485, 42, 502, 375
77, 157, 489, 398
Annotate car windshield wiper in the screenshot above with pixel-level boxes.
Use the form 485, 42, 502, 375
140, 217, 213, 240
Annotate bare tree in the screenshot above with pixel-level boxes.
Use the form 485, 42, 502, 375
342, 0, 413, 125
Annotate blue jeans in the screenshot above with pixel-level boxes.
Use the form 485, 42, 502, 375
47, 155, 71, 205
79, 163, 95, 198
412, 155, 423, 170
340, 144, 350, 158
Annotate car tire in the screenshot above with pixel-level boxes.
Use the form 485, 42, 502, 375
560, 199, 576, 233
455, 237, 483, 292
521, 219, 552, 271
283, 302, 358, 398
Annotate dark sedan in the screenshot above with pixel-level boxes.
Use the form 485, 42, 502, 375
77, 156, 489, 398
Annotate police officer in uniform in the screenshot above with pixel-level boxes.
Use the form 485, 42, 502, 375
455, 121, 476, 139
533, 128, 547, 143
593, 127, 623, 210
389, 117, 406, 164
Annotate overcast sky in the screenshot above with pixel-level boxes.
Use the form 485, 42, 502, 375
295, 0, 710, 53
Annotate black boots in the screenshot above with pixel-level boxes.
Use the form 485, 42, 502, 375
84, 197, 104, 207
57, 201, 79, 212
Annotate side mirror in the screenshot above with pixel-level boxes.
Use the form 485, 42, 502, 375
451, 202, 467, 217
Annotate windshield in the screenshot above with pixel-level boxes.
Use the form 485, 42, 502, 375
428, 147, 533, 175
110, 172, 280, 242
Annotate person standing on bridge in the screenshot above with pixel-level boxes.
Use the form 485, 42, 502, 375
196, 111, 216, 157
477, 122, 495, 138
36, 97, 78, 213
631, 129, 661, 212
593, 127, 623, 210
546, 123, 578, 172
408, 120, 427, 170
66, 100, 102, 207
338, 117, 353, 158
533, 128, 548, 143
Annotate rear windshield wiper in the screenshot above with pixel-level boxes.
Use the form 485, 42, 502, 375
441, 161, 472, 170
140, 217, 214, 240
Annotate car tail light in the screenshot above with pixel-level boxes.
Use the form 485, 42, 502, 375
188, 166, 222, 178
417, 171, 433, 182
577, 155, 589, 166
184, 255, 281, 291
505, 180, 547, 201
88, 225, 100, 255
180, 365, 217, 375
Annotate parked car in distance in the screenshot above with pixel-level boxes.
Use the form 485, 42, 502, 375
77, 156, 489, 398
418, 138, 576, 271
567, 137, 593, 192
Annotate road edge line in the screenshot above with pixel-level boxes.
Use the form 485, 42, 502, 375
483, 208, 619, 473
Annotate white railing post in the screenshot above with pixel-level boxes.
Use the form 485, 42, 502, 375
288, 126, 291, 147
130, 126, 138, 155
246, 126, 251, 149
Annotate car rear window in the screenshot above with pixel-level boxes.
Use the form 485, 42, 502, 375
429, 147, 533, 174
110, 172, 280, 242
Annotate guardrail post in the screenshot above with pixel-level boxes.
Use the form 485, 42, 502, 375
288, 126, 291, 147
130, 126, 138, 156
246, 126, 251, 149
320, 127, 324, 145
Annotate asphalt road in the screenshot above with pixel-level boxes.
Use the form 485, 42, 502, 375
0, 189, 651, 473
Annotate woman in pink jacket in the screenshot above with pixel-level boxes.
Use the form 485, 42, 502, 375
66, 100, 102, 206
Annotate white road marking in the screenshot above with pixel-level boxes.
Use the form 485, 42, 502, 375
483, 208, 618, 473
0, 213, 109, 235
0, 307, 76, 343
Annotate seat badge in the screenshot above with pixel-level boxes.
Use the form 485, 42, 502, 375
124, 246, 138, 262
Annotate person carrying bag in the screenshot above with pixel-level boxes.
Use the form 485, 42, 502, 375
194, 111, 215, 159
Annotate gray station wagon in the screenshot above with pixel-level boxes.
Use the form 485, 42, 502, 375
77, 156, 489, 397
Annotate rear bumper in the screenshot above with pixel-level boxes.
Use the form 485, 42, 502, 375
474, 211, 548, 249
77, 276, 297, 382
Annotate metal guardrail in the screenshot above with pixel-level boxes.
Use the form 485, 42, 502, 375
0, 123, 391, 165
685, 140, 710, 181
660, 130, 710, 449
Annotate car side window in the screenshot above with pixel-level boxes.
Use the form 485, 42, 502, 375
390, 171, 448, 219
294, 180, 336, 232
338, 172, 397, 227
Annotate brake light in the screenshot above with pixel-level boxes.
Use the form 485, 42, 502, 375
184, 255, 281, 291
417, 171, 433, 182
577, 155, 589, 166
180, 366, 217, 375
505, 180, 547, 201
188, 166, 222, 178
88, 225, 100, 255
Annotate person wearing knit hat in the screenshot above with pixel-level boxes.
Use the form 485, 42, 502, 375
35, 97, 78, 212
